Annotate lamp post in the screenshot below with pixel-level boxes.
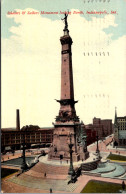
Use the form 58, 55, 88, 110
95, 132, 101, 160
21, 134, 28, 171
96, 133, 100, 154
80, 122, 87, 152
83, 135, 87, 152
68, 134, 75, 176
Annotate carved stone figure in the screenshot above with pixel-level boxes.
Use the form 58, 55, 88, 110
61, 13, 68, 30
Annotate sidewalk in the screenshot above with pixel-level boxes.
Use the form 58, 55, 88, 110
88, 135, 126, 156
2, 172, 125, 193
1, 152, 31, 162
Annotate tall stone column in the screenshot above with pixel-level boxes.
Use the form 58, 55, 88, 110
56, 30, 79, 123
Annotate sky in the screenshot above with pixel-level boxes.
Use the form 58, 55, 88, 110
1, 0, 126, 128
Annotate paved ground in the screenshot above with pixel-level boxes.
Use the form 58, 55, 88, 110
1, 151, 32, 162
74, 174, 125, 193
1, 149, 44, 162
1, 135, 126, 193
39, 152, 98, 167
1, 173, 125, 193
88, 135, 126, 156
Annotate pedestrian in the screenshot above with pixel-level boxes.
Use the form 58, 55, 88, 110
122, 181, 125, 191
50, 188, 52, 193
44, 172, 46, 177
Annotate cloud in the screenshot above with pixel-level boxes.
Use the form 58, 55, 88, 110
2, 8, 126, 127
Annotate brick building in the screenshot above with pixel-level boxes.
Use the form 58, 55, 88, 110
1, 126, 53, 152
85, 117, 113, 143
1, 110, 53, 152
86, 126, 96, 146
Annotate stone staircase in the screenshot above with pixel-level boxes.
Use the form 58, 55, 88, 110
92, 163, 116, 174
101, 164, 126, 178
8, 173, 78, 192
82, 171, 101, 177
26, 161, 69, 176
120, 173, 126, 180
81, 160, 99, 171
83, 162, 126, 179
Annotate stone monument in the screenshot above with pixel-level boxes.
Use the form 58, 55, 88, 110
48, 14, 89, 162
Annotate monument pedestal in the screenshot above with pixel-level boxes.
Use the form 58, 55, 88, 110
79, 151, 89, 161
48, 122, 89, 162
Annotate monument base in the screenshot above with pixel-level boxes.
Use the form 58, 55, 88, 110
48, 120, 89, 162
48, 148, 89, 162
79, 151, 89, 161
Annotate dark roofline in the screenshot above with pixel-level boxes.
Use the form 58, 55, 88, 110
40, 127, 54, 129
1, 127, 16, 129
101, 119, 112, 121
1, 128, 17, 131
39, 128, 54, 131
117, 116, 126, 119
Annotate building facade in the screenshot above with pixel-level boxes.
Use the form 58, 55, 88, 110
1, 110, 53, 152
1, 126, 53, 152
85, 125, 96, 146
85, 117, 113, 142
114, 108, 126, 147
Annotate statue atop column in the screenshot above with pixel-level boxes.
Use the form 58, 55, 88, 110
61, 12, 69, 31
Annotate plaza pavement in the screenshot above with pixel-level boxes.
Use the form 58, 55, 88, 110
1, 134, 126, 193
88, 135, 126, 156
1, 172, 125, 193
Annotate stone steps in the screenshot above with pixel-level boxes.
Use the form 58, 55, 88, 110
83, 162, 126, 179
25, 169, 67, 179
91, 163, 116, 174
119, 172, 126, 179
28, 162, 69, 175
9, 174, 78, 192
102, 164, 125, 178
82, 171, 101, 177
81, 160, 98, 171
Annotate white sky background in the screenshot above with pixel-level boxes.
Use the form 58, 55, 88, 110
2, 8, 126, 128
